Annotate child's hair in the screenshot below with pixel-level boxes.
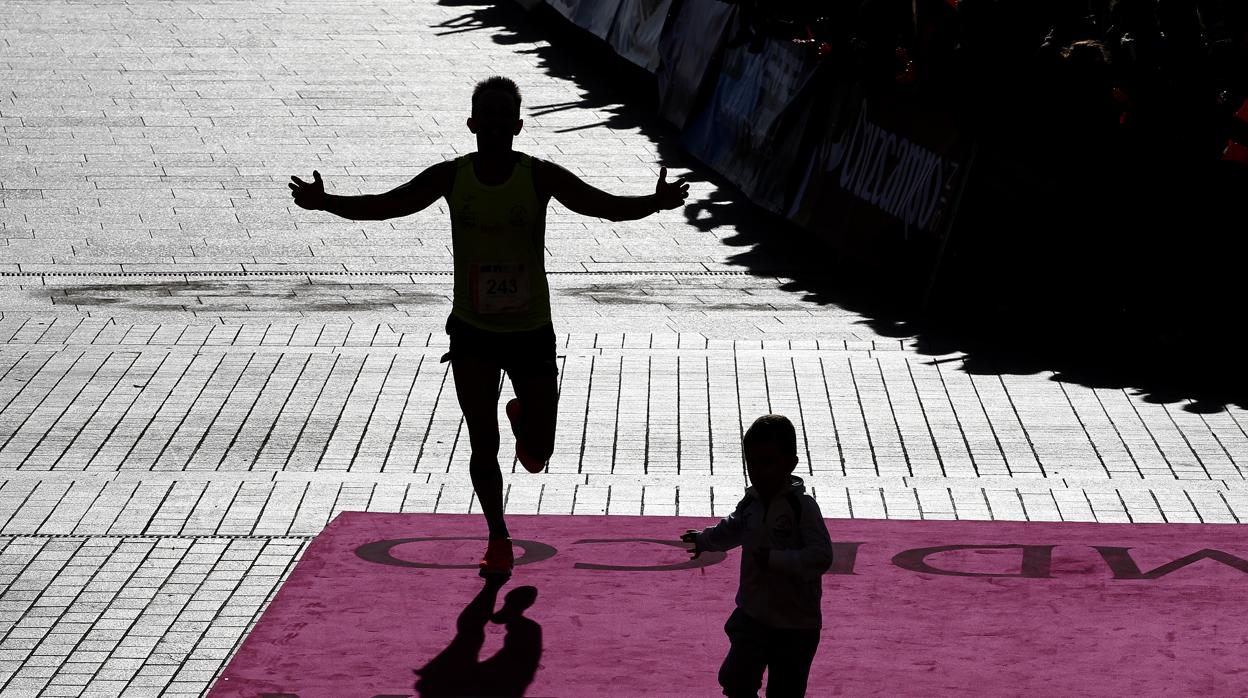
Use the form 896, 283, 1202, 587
743, 414, 797, 458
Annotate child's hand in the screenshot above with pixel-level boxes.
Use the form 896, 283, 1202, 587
680, 529, 702, 559
753, 546, 771, 571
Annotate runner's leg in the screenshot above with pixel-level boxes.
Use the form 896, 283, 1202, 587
451, 356, 509, 540
508, 369, 558, 466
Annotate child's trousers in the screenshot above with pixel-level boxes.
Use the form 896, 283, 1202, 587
718, 607, 821, 698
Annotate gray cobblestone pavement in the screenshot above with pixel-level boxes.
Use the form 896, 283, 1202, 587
2, 1, 1246, 695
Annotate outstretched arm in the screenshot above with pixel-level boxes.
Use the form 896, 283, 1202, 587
289, 161, 453, 221
681, 495, 750, 558
542, 161, 688, 222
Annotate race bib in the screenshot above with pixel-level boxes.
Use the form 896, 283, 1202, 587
470, 263, 531, 314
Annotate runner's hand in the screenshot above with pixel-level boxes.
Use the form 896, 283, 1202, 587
289, 170, 326, 210
654, 167, 689, 210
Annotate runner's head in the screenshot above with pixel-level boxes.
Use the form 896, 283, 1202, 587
468, 76, 523, 151
743, 414, 799, 500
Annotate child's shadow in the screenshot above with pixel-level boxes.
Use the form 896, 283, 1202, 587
414, 578, 542, 697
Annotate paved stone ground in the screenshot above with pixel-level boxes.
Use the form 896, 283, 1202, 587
1, 1, 1246, 695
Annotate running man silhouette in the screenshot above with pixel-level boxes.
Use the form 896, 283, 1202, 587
290, 76, 689, 578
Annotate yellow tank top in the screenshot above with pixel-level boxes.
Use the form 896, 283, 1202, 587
448, 153, 551, 331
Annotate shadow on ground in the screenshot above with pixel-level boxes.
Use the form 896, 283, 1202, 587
40, 279, 440, 313
433, 1, 688, 166
414, 578, 542, 698
443, 1, 1245, 413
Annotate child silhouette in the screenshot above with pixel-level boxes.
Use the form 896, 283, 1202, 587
682, 414, 833, 697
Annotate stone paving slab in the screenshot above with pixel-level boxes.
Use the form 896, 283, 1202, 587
0, 534, 304, 698
2, 339, 1243, 483
2, 0, 1247, 695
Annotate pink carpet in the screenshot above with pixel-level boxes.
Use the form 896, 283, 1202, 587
211, 513, 1248, 697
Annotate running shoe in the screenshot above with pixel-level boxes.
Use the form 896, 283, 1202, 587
506, 398, 547, 474
479, 538, 514, 578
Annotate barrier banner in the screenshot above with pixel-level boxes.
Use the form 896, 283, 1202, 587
655, 0, 736, 128
607, 0, 675, 73
546, 0, 625, 39
787, 88, 974, 254
681, 36, 821, 209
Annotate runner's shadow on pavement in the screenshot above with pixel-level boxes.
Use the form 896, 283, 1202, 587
432, 1, 1247, 413
414, 578, 542, 697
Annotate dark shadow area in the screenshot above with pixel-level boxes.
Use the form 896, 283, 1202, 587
433, 2, 691, 167
414, 577, 542, 697
433, 2, 1246, 412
